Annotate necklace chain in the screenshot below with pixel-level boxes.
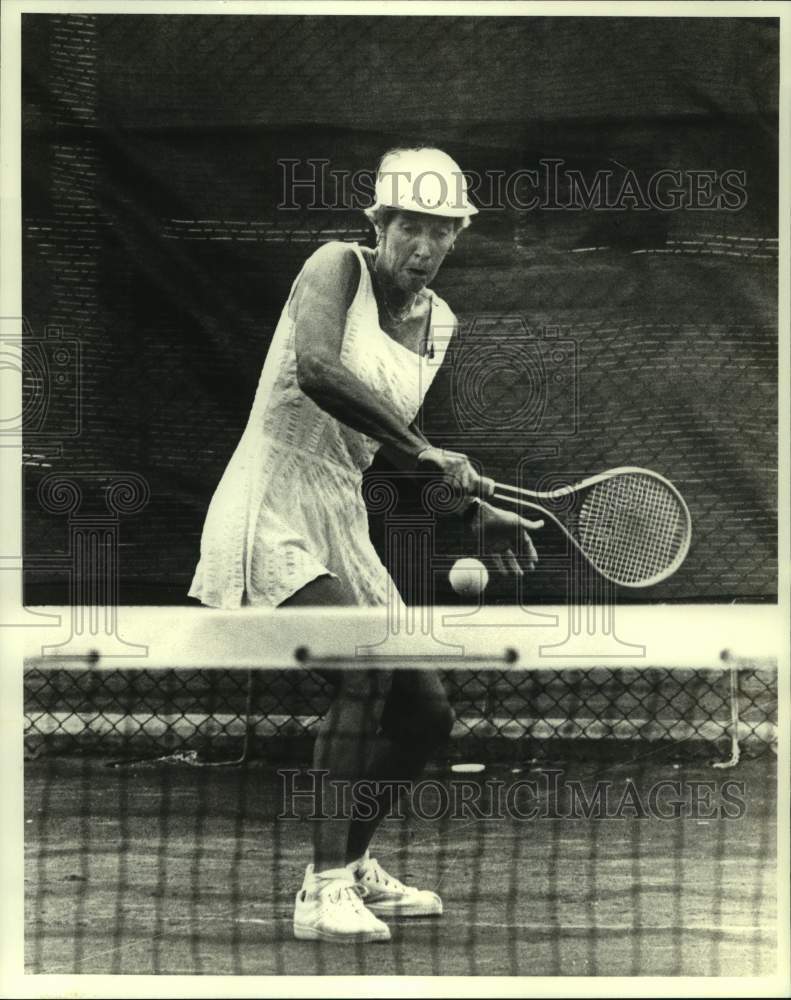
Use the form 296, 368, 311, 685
382, 289, 415, 325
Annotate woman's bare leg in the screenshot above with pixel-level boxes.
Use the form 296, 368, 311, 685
279, 576, 391, 871
344, 669, 454, 863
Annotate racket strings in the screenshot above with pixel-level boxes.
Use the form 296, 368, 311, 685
577, 474, 689, 585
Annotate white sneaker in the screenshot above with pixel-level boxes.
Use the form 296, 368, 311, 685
348, 851, 443, 918
293, 864, 391, 943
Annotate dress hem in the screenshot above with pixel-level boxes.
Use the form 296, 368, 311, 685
187, 567, 341, 610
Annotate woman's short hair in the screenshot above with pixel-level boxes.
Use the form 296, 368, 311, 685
364, 203, 470, 234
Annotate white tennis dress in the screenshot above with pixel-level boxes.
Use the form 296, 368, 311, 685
188, 242, 455, 609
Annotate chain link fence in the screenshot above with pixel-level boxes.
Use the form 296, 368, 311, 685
24, 661, 778, 764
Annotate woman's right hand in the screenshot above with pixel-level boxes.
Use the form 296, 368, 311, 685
416, 447, 495, 501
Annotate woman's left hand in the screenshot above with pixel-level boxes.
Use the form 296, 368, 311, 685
471, 502, 544, 575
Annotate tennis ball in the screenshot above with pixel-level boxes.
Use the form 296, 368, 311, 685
449, 557, 489, 597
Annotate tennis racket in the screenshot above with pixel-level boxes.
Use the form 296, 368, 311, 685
491, 466, 691, 588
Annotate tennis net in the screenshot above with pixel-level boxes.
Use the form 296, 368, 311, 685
23, 604, 780, 977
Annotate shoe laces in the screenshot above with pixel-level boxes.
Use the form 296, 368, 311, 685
362, 857, 407, 893
322, 879, 368, 914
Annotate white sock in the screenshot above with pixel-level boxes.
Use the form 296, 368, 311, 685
346, 849, 370, 872
315, 866, 352, 879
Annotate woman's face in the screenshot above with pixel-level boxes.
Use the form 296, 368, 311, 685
378, 211, 457, 293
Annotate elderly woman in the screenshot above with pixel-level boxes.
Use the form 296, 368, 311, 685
189, 148, 542, 943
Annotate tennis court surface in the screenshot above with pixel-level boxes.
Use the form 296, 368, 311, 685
23, 605, 780, 976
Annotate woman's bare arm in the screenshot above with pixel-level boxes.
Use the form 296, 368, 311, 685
293, 242, 494, 499
293, 242, 428, 466
291, 241, 539, 571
